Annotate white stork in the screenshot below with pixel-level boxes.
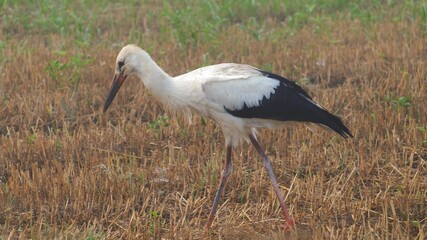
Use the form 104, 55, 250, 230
103, 44, 353, 232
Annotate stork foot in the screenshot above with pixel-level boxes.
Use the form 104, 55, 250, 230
283, 219, 295, 232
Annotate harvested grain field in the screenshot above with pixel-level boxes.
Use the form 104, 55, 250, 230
0, 1, 426, 239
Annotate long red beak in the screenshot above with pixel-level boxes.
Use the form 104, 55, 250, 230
103, 71, 127, 112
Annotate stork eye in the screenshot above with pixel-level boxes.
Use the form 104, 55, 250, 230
118, 60, 125, 70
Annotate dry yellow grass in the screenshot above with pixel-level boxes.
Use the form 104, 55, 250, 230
0, 11, 426, 240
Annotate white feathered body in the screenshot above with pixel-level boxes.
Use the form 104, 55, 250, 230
122, 46, 351, 145
137, 61, 287, 145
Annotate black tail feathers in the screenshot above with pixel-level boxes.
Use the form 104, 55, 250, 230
316, 107, 353, 139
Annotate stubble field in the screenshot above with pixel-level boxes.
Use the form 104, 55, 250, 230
0, 1, 426, 239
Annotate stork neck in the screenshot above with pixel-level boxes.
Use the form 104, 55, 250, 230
136, 56, 173, 94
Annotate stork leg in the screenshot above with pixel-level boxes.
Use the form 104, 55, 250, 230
249, 134, 295, 230
205, 145, 232, 232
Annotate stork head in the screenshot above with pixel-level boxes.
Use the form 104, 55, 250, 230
103, 44, 144, 113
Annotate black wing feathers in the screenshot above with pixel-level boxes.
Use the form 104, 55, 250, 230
225, 70, 353, 138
